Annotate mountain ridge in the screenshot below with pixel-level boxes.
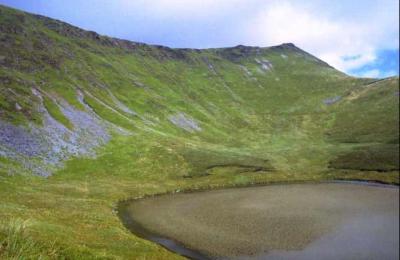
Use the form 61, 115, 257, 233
0, 4, 336, 67
0, 3, 398, 176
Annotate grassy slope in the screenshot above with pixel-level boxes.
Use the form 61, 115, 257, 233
0, 5, 399, 259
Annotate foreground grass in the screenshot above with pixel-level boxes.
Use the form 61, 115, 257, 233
0, 219, 68, 259
0, 133, 398, 259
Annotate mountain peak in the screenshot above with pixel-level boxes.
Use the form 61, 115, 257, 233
280, 42, 297, 48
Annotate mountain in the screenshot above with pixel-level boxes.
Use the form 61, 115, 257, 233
0, 4, 398, 259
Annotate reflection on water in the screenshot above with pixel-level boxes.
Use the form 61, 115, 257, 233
119, 182, 399, 260
257, 214, 399, 260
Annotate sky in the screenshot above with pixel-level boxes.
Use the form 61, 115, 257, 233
0, 0, 398, 78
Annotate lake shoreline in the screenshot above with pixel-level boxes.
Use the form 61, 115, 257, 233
118, 180, 399, 259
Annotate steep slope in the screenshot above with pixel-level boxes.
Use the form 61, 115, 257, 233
0, 4, 398, 259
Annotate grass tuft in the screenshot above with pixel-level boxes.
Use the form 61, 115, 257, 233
0, 219, 51, 259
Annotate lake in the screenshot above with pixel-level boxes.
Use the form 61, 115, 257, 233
119, 182, 399, 259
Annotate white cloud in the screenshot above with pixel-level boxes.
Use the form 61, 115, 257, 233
359, 69, 381, 78
86, 0, 399, 76
121, 0, 244, 19
241, 1, 399, 73
381, 70, 398, 78
358, 69, 398, 78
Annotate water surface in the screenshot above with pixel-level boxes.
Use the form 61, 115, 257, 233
119, 183, 399, 259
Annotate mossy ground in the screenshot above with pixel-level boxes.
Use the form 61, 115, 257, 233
0, 133, 398, 259
43, 95, 74, 130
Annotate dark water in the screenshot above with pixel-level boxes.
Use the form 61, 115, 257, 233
119, 182, 399, 259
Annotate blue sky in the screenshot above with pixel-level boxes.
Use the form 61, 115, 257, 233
0, 0, 398, 78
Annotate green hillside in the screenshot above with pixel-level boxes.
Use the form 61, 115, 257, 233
0, 5, 398, 259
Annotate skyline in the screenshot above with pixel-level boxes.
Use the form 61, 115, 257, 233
0, 0, 398, 78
